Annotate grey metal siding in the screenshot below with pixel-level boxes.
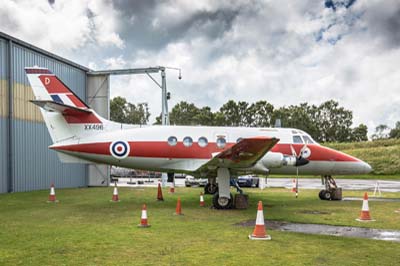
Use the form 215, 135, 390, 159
0, 118, 7, 193
10, 43, 87, 192
0, 38, 8, 193
0, 34, 88, 193
12, 120, 86, 191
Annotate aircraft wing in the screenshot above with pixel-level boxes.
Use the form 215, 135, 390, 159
197, 136, 279, 171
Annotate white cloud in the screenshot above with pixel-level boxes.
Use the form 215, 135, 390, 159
103, 55, 127, 69
0, 0, 124, 54
109, 0, 400, 134
1, 0, 399, 134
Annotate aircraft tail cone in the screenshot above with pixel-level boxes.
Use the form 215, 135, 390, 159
157, 182, 164, 201
111, 182, 120, 202
356, 192, 375, 222
174, 197, 183, 215
47, 183, 58, 203
169, 182, 175, 193
249, 201, 271, 240
200, 192, 205, 207
291, 179, 296, 193
138, 204, 151, 228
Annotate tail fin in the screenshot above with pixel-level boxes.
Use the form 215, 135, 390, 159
25, 67, 105, 143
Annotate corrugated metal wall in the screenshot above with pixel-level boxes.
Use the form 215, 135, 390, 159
0, 35, 88, 193
0, 38, 8, 193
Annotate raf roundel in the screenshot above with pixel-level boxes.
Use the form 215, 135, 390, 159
109, 141, 130, 160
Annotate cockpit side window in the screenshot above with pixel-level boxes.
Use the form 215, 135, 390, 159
302, 135, 314, 144
292, 135, 303, 144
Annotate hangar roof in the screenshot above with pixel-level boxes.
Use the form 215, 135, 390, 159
0, 31, 90, 72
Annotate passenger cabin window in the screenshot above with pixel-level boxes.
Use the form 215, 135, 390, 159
168, 136, 177, 146
183, 136, 193, 147
198, 137, 208, 148
292, 135, 303, 144
302, 135, 314, 144
236, 137, 243, 143
216, 137, 226, 149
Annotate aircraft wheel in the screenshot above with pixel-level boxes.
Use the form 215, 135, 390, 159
319, 190, 331, 200
212, 193, 233, 209
205, 183, 218, 194
318, 190, 326, 200
323, 190, 332, 200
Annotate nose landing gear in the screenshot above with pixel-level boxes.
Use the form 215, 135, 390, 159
319, 175, 342, 200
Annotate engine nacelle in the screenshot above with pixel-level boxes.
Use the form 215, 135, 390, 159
261, 152, 297, 168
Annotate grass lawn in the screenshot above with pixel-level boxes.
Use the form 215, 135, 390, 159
1, 187, 400, 266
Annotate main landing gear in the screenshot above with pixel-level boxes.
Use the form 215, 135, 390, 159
319, 175, 342, 201
208, 168, 248, 209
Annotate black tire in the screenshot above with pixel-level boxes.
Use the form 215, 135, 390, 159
318, 190, 325, 200
205, 183, 218, 194
212, 193, 233, 209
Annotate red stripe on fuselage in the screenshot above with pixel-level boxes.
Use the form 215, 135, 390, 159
51, 141, 359, 162
63, 112, 102, 124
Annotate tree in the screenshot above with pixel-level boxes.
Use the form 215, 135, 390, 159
110, 97, 150, 125
216, 100, 253, 127
351, 124, 368, 141
248, 100, 274, 127
169, 101, 200, 125
125, 103, 150, 125
216, 100, 240, 126
372, 124, 389, 140
389, 121, 400, 139
110, 96, 127, 123
193, 106, 215, 126
314, 100, 353, 142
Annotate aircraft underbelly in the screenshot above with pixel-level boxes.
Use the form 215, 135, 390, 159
61, 150, 207, 172
270, 161, 335, 175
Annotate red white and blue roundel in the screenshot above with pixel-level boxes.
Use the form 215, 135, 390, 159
109, 141, 130, 159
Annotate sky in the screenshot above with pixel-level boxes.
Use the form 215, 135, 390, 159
1, 0, 399, 135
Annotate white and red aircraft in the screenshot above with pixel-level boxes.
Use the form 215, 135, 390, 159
26, 67, 372, 209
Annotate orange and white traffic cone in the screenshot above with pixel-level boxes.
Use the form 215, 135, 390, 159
200, 192, 205, 207
138, 204, 151, 227
169, 182, 175, 193
356, 192, 375, 222
47, 183, 58, 203
174, 197, 183, 215
111, 182, 120, 202
249, 201, 271, 240
291, 179, 296, 193
157, 182, 164, 201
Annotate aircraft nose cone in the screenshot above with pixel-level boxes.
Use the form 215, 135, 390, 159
361, 161, 372, 174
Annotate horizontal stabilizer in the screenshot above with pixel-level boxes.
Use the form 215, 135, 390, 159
30, 100, 92, 115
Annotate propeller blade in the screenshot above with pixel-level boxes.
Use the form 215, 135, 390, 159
290, 144, 297, 157
299, 143, 308, 157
